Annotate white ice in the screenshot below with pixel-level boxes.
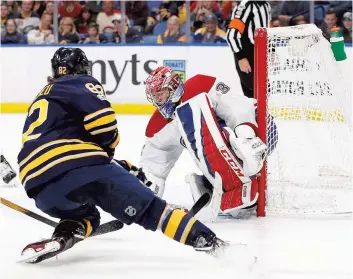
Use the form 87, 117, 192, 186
1, 114, 352, 279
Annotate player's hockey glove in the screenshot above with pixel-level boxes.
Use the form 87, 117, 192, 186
223, 125, 267, 177
114, 159, 151, 186
113, 160, 169, 200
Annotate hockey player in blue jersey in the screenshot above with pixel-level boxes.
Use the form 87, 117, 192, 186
18, 47, 227, 263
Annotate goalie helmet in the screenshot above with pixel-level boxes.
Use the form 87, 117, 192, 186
145, 66, 184, 119
51, 47, 91, 79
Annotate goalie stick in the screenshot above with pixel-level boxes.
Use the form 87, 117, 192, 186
0, 197, 124, 236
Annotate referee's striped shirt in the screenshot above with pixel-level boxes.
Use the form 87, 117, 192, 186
227, 0, 271, 60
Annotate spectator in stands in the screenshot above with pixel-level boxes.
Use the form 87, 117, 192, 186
221, 1, 237, 22
329, 1, 352, 24
157, 15, 186, 44
193, 13, 226, 44
15, 0, 40, 33
96, 0, 120, 33
33, 1, 46, 18
320, 9, 338, 41
79, 22, 108, 44
1, 3, 12, 33
58, 1, 82, 19
1, 18, 27, 44
75, 5, 94, 34
177, 2, 187, 25
6, 1, 20, 17
278, 1, 310, 26
111, 13, 142, 43
27, 12, 54, 44
126, 1, 148, 33
159, 1, 179, 18
271, 17, 281, 28
297, 18, 309, 25
43, 1, 54, 16
190, 1, 220, 13
58, 16, 80, 44
156, 2, 173, 22
191, 1, 222, 32
342, 12, 352, 43
145, 13, 157, 34
155, 1, 186, 24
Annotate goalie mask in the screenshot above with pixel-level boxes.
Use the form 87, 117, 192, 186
145, 66, 184, 119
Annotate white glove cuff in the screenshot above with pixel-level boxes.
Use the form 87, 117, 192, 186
144, 171, 166, 198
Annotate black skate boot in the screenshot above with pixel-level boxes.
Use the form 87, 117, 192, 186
193, 233, 229, 257
20, 219, 90, 264
0, 155, 17, 184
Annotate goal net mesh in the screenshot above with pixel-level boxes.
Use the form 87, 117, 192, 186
261, 25, 352, 214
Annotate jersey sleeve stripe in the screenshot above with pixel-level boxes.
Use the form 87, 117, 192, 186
90, 124, 117, 135
84, 107, 115, 122
228, 18, 245, 34
84, 113, 116, 131
22, 151, 108, 187
19, 143, 104, 181
109, 133, 120, 149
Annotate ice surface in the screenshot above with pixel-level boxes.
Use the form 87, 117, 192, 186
1, 114, 352, 279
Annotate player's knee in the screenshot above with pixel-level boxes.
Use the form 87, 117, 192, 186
159, 207, 215, 247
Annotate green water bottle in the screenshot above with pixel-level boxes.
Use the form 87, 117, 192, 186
330, 26, 347, 61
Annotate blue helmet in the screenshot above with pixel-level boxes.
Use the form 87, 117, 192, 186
51, 47, 91, 79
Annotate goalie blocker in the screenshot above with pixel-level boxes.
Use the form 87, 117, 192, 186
175, 93, 266, 217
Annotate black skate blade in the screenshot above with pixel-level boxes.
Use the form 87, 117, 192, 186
18, 240, 61, 264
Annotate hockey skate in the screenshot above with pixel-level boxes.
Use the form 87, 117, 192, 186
193, 234, 230, 257
20, 220, 88, 264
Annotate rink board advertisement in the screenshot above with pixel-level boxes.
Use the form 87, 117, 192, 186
1, 45, 352, 114
0, 45, 239, 114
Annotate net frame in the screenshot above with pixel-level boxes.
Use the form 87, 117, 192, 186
254, 24, 352, 217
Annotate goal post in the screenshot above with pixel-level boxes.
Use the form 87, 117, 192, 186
254, 24, 352, 216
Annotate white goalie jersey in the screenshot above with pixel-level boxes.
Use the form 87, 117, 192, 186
139, 74, 259, 199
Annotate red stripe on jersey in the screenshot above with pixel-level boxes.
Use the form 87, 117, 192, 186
181, 75, 216, 102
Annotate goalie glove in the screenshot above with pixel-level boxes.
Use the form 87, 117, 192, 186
223, 125, 267, 177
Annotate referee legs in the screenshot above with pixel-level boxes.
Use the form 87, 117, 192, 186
234, 53, 254, 98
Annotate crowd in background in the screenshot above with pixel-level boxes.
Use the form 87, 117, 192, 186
1, 0, 352, 45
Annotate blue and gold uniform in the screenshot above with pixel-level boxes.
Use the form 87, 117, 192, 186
17, 48, 222, 262
18, 74, 119, 196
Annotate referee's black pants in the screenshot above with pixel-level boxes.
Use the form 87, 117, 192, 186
234, 53, 254, 98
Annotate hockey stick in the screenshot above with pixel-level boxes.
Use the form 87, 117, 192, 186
187, 193, 211, 217
0, 197, 124, 236
187, 172, 223, 222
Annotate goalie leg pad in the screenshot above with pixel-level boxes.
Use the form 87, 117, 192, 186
221, 178, 259, 212
175, 93, 249, 193
185, 173, 212, 203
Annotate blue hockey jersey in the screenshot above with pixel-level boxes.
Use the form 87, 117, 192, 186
18, 75, 120, 196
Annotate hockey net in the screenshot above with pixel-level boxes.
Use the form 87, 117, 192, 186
254, 24, 352, 216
